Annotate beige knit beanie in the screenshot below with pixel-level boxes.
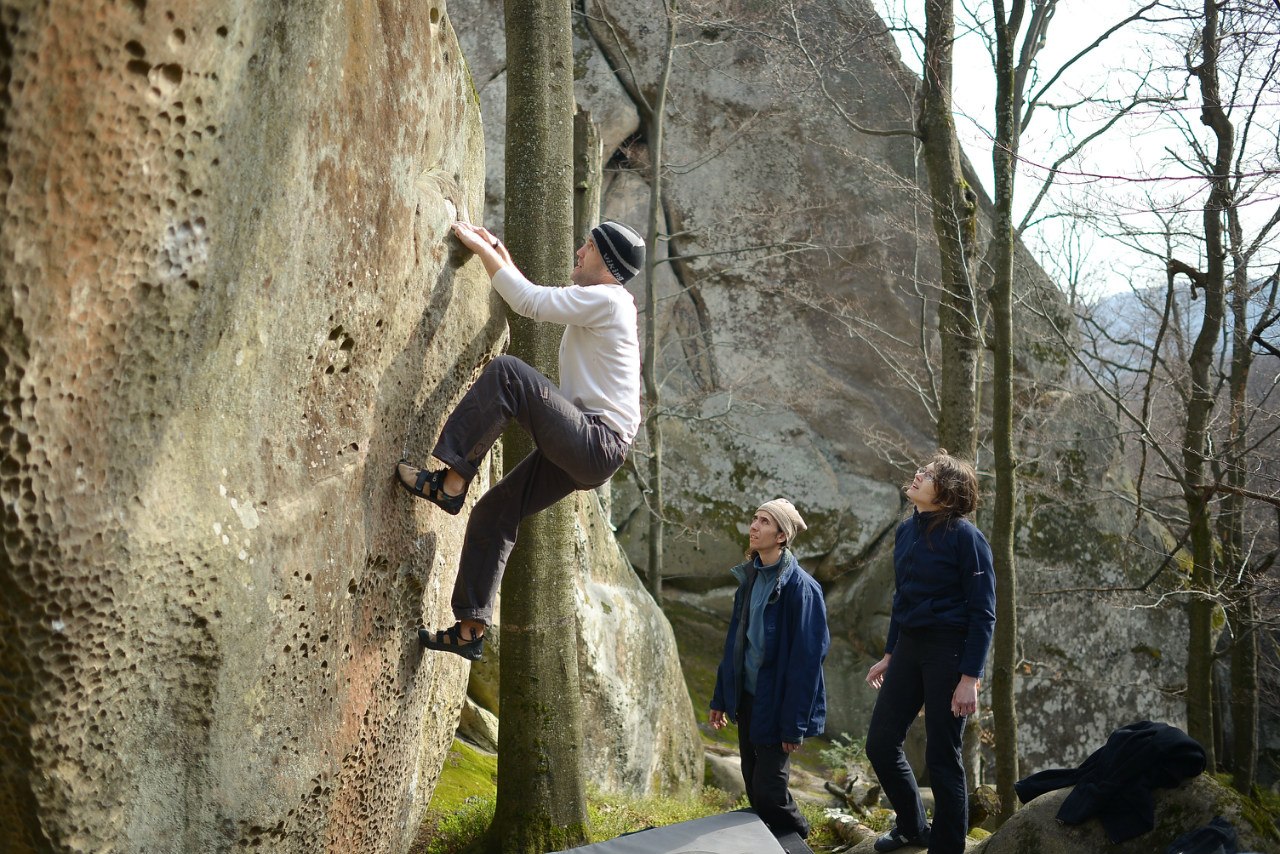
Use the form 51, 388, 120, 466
757, 498, 807, 547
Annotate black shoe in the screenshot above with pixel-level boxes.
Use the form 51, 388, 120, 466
873, 826, 930, 852
395, 461, 467, 515
419, 623, 485, 660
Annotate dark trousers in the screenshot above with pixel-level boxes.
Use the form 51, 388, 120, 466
738, 692, 810, 839
431, 355, 628, 623
865, 628, 969, 854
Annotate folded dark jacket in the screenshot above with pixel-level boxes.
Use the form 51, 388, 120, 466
1014, 720, 1207, 843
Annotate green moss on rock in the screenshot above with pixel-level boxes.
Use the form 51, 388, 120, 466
427, 739, 499, 815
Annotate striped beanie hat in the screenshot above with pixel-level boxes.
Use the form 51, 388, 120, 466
591, 221, 645, 284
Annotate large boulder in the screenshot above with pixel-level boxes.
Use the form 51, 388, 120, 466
574, 492, 704, 795
1, 1, 497, 852
842, 776, 1280, 852
970, 774, 1279, 854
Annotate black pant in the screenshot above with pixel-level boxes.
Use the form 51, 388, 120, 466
431, 355, 628, 623
738, 692, 810, 838
865, 628, 969, 854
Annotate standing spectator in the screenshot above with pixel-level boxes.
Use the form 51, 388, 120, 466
711, 499, 829, 841
865, 451, 996, 853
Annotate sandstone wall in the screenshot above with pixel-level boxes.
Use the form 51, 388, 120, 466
573, 492, 704, 795
0, 1, 498, 851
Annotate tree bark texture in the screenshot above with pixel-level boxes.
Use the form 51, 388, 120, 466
641, 0, 676, 604
1223, 194, 1257, 794
1174, 0, 1232, 770
921, 0, 981, 460
491, 0, 590, 849
989, 0, 1024, 823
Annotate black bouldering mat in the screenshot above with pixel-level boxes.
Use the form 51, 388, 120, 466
551, 810, 792, 853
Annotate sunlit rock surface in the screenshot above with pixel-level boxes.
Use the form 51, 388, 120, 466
0, 1, 497, 851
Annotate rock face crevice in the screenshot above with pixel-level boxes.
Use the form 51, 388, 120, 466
2, 1, 494, 851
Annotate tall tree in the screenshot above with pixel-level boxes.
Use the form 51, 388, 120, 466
1221, 237, 1258, 791
1213, 0, 1280, 793
639, 0, 677, 603
488, 0, 590, 849
970, 2, 1160, 815
986, 0, 1037, 822
920, 0, 982, 459
1167, 0, 1233, 767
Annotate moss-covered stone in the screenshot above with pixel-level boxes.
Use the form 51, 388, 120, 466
427, 740, 499, 816
970, 774, 1279, 854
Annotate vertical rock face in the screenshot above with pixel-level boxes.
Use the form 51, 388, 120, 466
1, 2, 496, 852
572, 493, 703, 795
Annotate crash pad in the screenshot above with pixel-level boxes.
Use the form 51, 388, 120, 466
551, 809, 811, 853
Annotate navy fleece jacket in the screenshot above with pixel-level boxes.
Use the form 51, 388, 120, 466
885, 509, 996, 678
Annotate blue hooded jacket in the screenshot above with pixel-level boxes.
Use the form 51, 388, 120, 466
711, 549, 829, 745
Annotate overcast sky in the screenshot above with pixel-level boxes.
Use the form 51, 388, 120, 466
870, 0, 1280, 301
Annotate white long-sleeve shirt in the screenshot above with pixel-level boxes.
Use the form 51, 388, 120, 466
491, 266, 641, 445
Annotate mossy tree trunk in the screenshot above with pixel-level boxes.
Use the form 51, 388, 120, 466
921, 0, 981, 461
488, 0, 590, 849
1169, 0, 1233, 771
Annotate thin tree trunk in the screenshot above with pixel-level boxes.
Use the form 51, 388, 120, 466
574, 110, 611, 519
989, 0, 1023, 823
489, 0, 589, 849
641, 0, 676, 604
1223, 202, 1257, 794
920, 0, 983, 788
921, 0, 981, 460
1228, 597, 1258, 793
573, 110, 602, 254
1173, 0, 1232, 769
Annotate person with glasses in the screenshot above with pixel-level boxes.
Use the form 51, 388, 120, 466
865, 451, 996, 853
710, 499, 830, 844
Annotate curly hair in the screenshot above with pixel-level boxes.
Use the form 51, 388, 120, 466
905, 449, 979, 534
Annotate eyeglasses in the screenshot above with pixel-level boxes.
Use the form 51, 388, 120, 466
915, 468, 936, 482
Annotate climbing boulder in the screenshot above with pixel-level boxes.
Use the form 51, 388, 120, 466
971, 774, 1278, 854
0, 1, 496, 851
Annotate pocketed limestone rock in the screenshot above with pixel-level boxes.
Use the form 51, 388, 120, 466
0, 1, 496, 851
